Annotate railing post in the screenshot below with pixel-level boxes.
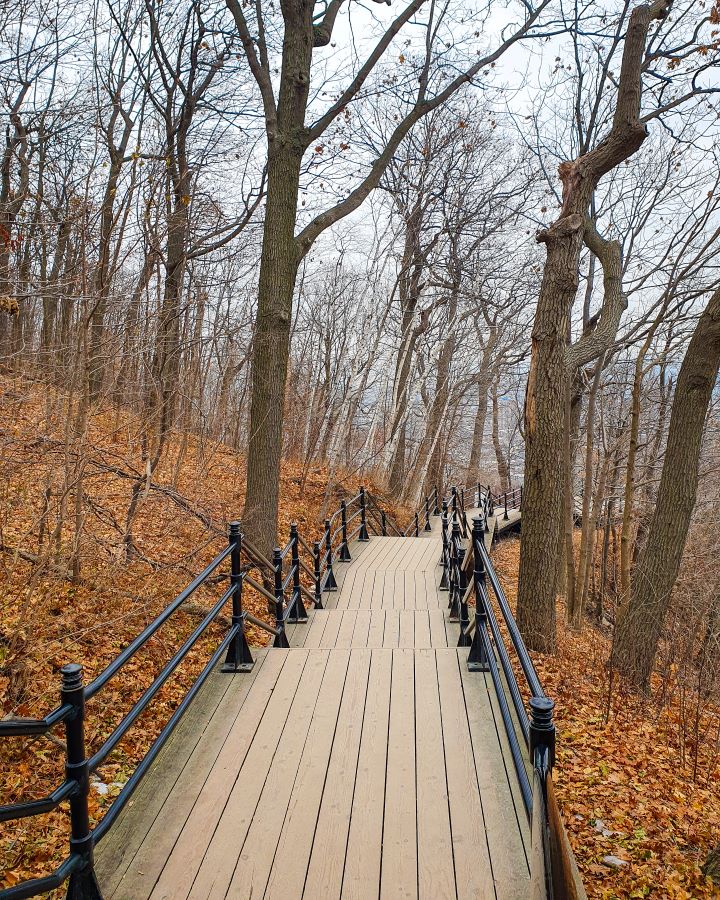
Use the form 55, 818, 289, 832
468, 518, 490, 671
439, 501, 449, 590
451, 486, 458, 523
359, 486, 369, 541
273, 547, 290, 648
504, 491, 509, 521
312, 540, 324, 609
324, 519, 337, 590
287, 524, 308, 623
459, 488, 468, 538
529, 697, 556, 770
340, 500, 352, 561
457, 541, 471, 648
381, 510, 387, 536
62, 664, 103, 900
448, 521, 462, 621
424, 495, 432, 532
222, 522, 254, 672
477, 481, 482, 507
433, 486, 440, 516
414, 511, 419, 537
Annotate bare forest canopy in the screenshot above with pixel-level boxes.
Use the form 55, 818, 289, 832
1, 0, 720, 893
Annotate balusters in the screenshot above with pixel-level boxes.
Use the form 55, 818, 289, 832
340, 500, 352, 561
448, 521, 462, 621
324, 519, 337, 590
62, 664, 103, 899
424, 494, 432, 531
313, 540, 324, 609
439, 500, 449, 590
272, 548, 290, 648
288, 523, 308, 623
222, 522, 254, 672
359, 486, 369, 541
467, 518, 490, 671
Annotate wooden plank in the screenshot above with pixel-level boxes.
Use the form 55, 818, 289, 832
223, 650, 337, 899
413, 611, 431, 649
414, 650, 456, 899
341, 650, 392, 900
369, 570, 385, 610
184, 650, 327, 900
303, 649, 372, 899
383, 609, 400, 648
435, 649, 495, 900
97, 668, 235, 897
353, 609, 372, 648
336, 610, 359, 648
398, 610, 415, 649
366, 609, 386, 648
303, 610, 330, 648
319, 605, 344, 648
148, 650, 306, 900
428, 609, 449, 648
379, 649, 417, 900
460, 660, 531, 893
263, 651, 351, 900
334, 566, 357, 611
412, 569, 428, 611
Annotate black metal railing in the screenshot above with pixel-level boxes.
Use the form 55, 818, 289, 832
438, 486, 584, 900
0, 513, 333, 900
1, 477, 582, 900
401, 485, 441, 536
317, 486, 407, 592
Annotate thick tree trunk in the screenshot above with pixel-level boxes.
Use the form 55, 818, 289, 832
516, 0, 668, 652
517, 220, 583, 652
613, 286, 720, 687
243, 146, 304, 556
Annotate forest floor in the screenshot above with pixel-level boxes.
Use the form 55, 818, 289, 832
1, 374, 718, 898
493, 538, 720, 899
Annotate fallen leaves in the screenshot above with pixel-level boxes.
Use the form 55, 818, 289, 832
493, 537, 720, 899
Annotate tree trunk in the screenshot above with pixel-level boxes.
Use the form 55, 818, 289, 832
516, 0, 668, 651
242, 0, 315, 553
613, 286, 720, 687
517, 220, 583, 652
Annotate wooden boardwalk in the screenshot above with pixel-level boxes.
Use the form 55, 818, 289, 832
96, 509, 527, 900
